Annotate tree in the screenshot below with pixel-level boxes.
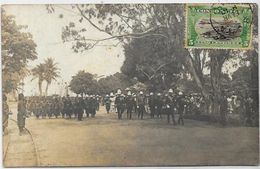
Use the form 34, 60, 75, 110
44, 58, 60, 96
2, 9, 37, 94
98, 72, 135, 94
69, 71, 99, 95
49, 4, 258, 124
121, 34, 182, 92
31, 64, 45, 96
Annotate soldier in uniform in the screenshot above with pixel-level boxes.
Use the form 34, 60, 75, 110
125, 91, 135, 119
177, 91, 185, 125
53, 97, 61, 118
89, 95, 97, 118
42, 98, 48, 119
104, 94, 111, 113
115, 90, 125, 119
64, 96, 72, 119
77, 97, 85, 121
84, 95, 90, 118
155, 93, 163, 119
96, 95, 100, 111
3, 94, 10, 135
61, 97, 66, 118
167, 89, 177, 125
47, 99, 53, 119
17, 93, 27, 135
136, 91, 146, 120
148, 92, 156, 119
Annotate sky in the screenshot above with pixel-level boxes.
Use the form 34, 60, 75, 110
3, 4, 125, 96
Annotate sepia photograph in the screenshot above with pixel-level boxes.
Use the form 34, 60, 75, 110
1, 2, 259, 167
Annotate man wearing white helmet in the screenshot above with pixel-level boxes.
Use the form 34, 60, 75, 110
177, 91, 185, 125
136, 91, 145, 119
167, 88, 177, 125
148, 92, 156, 118
125, 91, 135, 119
115, 91, 125, 119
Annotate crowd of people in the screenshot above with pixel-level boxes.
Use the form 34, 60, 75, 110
3, 88, 198, 136
23, 88, 188, 125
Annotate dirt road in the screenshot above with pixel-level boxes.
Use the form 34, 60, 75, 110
5, 105, 259, 166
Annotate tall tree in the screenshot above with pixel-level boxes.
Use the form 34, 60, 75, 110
44, 58, 60, 96
49, 4, 257, 124
69, 71, 98, 95
31, 64, 45, 96
2, 9, 37, 94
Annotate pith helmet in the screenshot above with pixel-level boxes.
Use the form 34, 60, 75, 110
169, 88, 173, 93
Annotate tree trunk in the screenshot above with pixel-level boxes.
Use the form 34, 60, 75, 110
209, 56, 225, 124
45, 83, 49, 96
38, 80, 43, 96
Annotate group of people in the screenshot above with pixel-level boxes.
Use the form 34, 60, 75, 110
3, 88, 188, 136
104, 88, 187, 125
27, 95, 101, 121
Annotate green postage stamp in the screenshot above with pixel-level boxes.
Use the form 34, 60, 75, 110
185, 4, 253, 49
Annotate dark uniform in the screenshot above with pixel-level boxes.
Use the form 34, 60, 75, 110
136, 93, 145, 119
77, 97, 85, 121
177, 95, 185, 125
53, 98, 60, 118
84, 97, 90, 117
155, 94, 163, 118
115, 94, 125, 119
64, 97, 72, 118
3, 94, 9, 134
125, 95, 135, 119
148, 94, 156, 118
89, 96, 97, 118
165, 94, 176, 125
104, 96, 111, 113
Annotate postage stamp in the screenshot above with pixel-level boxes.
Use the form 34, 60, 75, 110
185, 4, 253, 49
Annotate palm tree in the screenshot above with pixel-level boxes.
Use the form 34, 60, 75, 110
44, 58, 60, 96
31, 63, 45, 96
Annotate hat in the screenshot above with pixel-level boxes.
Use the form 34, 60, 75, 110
127, 91, 132, 96
125, 88, 130, 91
110, 92, 114, 97
140, 91, 143, 95
169, 89, 173, 93
150, 92, 154, 96
157, 93, 161, 96
106, 94, 109, 97
179, 91, 183, 95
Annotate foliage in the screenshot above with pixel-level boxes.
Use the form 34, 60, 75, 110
31, 58, 60, 96
69, 70, 98, 95
98, 72, 135, 94
2, 9, 37, 93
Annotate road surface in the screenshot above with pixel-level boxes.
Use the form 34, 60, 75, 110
4, 103, 259, 167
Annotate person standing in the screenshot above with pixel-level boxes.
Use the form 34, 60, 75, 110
155, 93, 163, 119
177, 91, 185, 125
89, 95, 97, 118
136, 91, 146, 120
168, 89, 177, 125
125, 91, 135, 119
77, 97, 85, 121
148, 92, 156, 119
3, 94, 10, 135
104, 95, 111, 113
115, 90, 125, 120
17, 93, 27, 136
